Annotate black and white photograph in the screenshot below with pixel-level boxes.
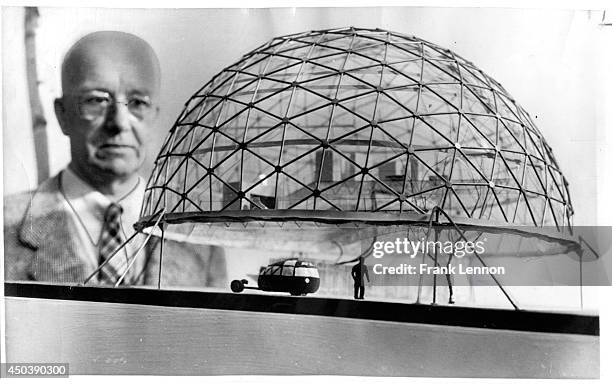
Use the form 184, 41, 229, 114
1, 1, 610, 381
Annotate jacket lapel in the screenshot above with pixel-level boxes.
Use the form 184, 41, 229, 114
19, 174, 91, 282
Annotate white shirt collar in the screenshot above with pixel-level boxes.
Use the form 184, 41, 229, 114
60, 167, 145, 243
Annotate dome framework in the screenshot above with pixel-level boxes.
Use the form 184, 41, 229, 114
139, 27, 573, 233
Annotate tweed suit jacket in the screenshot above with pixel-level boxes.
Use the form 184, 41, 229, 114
3, 174, 227, 288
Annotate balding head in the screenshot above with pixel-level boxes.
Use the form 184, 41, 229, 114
61, 31, 160, 97
55, 31, 161, 196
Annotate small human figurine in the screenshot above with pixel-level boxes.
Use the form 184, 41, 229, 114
351, 256, 370, 300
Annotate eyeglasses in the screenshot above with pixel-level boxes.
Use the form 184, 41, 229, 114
72, 91, 155, 121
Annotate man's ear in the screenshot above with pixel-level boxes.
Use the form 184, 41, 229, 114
54, 97, 70, 136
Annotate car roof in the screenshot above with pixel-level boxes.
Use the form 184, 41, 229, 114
267, 258, 316, 268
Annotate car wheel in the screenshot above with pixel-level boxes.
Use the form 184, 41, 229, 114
231, 280, 245, 293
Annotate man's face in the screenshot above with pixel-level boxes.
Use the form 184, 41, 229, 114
55, 48, 159, 182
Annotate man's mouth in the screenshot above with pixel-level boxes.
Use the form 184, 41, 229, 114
96, 144, 136, 157
100, 143, 133, 148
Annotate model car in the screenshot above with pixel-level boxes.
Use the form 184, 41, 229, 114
230, 258, 320, 296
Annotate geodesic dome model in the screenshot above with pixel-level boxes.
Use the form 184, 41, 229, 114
137, 27, 573, 244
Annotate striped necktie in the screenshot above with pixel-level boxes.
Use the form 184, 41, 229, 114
98, 202, 127, 285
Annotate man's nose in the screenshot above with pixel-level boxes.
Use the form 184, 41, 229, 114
104, 101, 131, 133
